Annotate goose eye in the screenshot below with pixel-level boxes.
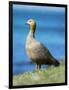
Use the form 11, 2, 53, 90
29, 20, 32, 22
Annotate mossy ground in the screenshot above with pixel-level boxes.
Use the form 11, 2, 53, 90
13, 60, 65, 86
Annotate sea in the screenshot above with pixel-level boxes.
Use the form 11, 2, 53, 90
13, 4, 65, 75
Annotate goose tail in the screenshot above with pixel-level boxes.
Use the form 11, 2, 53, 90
54, 59, 60, 66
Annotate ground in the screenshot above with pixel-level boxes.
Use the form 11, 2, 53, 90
13, 60, 65, 86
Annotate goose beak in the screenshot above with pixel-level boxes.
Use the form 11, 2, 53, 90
26, 21, 29, 24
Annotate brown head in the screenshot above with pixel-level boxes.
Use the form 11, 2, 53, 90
26, 19, 36, 33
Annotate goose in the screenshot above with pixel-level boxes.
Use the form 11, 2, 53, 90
26, 19, 60, 69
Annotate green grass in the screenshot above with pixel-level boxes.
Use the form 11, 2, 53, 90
13, 60, 65, 86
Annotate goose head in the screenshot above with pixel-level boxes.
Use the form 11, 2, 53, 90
26, 19, 36, 33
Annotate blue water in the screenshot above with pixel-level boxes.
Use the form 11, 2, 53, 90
13, 4, 65, 75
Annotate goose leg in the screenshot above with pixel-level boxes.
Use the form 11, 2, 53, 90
36, 64, 38, 70
36, 64, 41, 69
38, 65, 41, 69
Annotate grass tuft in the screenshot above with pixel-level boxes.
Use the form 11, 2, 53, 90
13, 60, 65, 86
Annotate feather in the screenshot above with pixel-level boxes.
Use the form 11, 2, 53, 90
26, 19, 60, 69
